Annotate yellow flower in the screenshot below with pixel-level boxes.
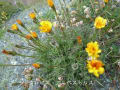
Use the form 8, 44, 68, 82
87, 59, 105, 77
11, 24, 18, 30
32, 63, 41, 69
47, 0, 54, 8
39, 21, 52, 33
104, 0, 109, 3
85, 41, 101, 58
94, 16, 107, 29
29, 12, 36, 19
16, 19, 23, 25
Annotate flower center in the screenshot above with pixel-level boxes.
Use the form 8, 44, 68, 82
91, 61, 102, 69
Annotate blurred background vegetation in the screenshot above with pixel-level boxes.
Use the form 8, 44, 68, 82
0, 0, 45, 39
0, 0, 23, 39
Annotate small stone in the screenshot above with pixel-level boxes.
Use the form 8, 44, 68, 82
84, 7, 90, 15
83, 6, 87, 9
58, 76, 63, 81
71, 10, 77, 15
86, 14, 90, 18
58, 83, 66, 88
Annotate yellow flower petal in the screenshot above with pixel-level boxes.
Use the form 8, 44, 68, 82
98, 67, 105, 74
93, 70, 99, 77
88, 68, 94, 73
104, 0, 109, 3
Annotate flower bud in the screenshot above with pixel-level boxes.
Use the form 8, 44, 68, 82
11, 24, 18, 30
32, 63, 43, 69
16, 19, 23, 25
29, 12, 36, 19
2, 49, 17, 56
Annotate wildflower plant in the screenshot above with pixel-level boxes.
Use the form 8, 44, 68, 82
1, 0, 120, 89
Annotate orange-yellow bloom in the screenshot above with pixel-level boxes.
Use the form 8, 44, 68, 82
32, 63, 41, 69
47, 0, 54, 8
77, 36, 82, 44
25, 34, 32, 40
29, 12, 36, 19
104, 0, 109, 3
39, 21, 52, 33
85, 41, 101, 58
87, 59, 105, 77
25, 31, 38, 39
94, 16, 107, 29
11, 24, 18, 30
16, 19, 23, 25
30, 31, 38, 38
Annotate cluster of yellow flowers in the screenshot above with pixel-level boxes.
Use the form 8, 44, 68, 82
86, 14, 108, 77
86, 16, 107, 77
10, 0, 107, 78
85, 41, 104, 77
10, 0, 55, 42
10, 1, 54, 68
29, 12, 53, 33
11, 12, 53, 39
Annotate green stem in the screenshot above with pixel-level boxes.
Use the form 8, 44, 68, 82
27, 40, 44, 52
17, 54, 36, 58
95, 80, 104, 87
0, 64, 32, 67
15, 46, 36, 51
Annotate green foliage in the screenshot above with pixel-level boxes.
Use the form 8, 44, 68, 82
41, 10, 55, 20
0, 1, 26, 39
0, 27, 6, 39
0, 1, 19, 23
